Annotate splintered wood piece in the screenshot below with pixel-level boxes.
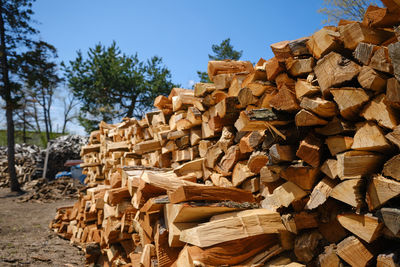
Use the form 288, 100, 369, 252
336, 236, 374, 267
307, 27, 341, 59
247, 81, 274, 97
306, 178, 337, 210
358, 66, 387, 92
133, 140, 162, 154
171, 246, 194, 267
288, 37, 310, 56
260, 166, 280, 183
186, 107, 202, 127
389, 42, 400, 81
321, 159, 338, 179
294, 230, 323, 263
337, 213, 383, 243
380, 208, 400, 236
386, 125, 400, 149
370, 46, 394, 74
204, 144, 223, 169
336, 151, 384, 179
270, 40, 291, 61
180, 209, 285, 247
296, 133, 323, 168
215, 96, 239, 118
186, 234, 279, 267
275, 73, 296, 89
247, 151, 269, 174
279, 163, 320, 190
232, 161, 255, 187
386, 78, 400, 109
216, 145, 242, 175
331, 87, 369, 120
295, 109, 328, 127
141, 171, 202, 192
366, 175, 400, 210
239, 130, 265, 153
339, 22, 393, 50
285, 57, 315, 77
383, 154, 400, 181
351, 122, 392, 152
318, 244, 341, 267
168, 186, 255, 204
265, 57, 285, 81
300, 97, 338, 118
363, 5, 400, 28
190, 128, 201, 146
314, 52, 361, 97
207, 60, 253, 82
295, 79, 320, 100
325, 135, 353, 156
261, 181, 307, 210
362, 94, 398, 130
174, 158, 204, 178
154, 95, 172, 109
269, 144, 296, 163
228, 72, 248, 97
269, 85, 300, 112
330, 178, 364, 207
354, 42, 378, 65
315, 117, 356, 136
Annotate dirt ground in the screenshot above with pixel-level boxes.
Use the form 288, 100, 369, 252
0, 188, 85, 267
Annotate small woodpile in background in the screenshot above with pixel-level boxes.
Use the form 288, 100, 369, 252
50, 1, 400, 266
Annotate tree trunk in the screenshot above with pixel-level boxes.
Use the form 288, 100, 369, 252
0, 1, 20, 192
125, 94, 137, 118
22, 109, 27, 143
41, 89, 50, 143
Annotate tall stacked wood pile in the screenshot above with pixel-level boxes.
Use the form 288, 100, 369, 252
50, 2, 400, 266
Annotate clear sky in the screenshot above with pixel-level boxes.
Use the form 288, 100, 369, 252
10, 0, 328, 135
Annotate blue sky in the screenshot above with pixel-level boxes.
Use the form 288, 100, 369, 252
18, 0, 327, 135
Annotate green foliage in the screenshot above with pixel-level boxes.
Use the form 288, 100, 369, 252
318, 0, 381, 23
197, 38, 243, 82
0, 129, 64, 147
63, 41, 177, 133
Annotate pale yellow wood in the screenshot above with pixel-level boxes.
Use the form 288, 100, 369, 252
351, 122, 392, 152
337, 213, 383, 243
330, 178, 363, 207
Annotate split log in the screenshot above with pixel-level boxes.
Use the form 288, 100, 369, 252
325, 135, 353, 156
300, 97, 338, 118
305, 178, 337, 210
281, 212, 319, 234
354, 42, 378, 65
228, 72, 248, 97
295, 109, 328, 127
269, 85, 300, 112
186, 234, 279, 267
315, 117, 356, 136
270, 40, 291, 61
285, 57, 314, 77
279, 163, 320, 191
380, 208, 400, 236
383, 154, 400, 181
336, 151, 385, 179
265, 57, 285, 81
370, 46, 394, 74
215, 145, 243, 176
232, 161, 255, 187
337, 213, 383, 243
363, 5, 400, 28
295, 79, 320, 99
330, 178, 364, 208
386, 78, 400, 109
207, 60, 253, 82
306, 27, 341, 59
168, 186, 255, 204
386, 125, 400, 149
269, 144, 296, 163
358, 66, 387, 92
318, 244, 341, 267
194, 83, 216, 97
296, 133, 322, 168
351, 121, 392, 152
388, 42, 400, 81
213, 73, 234, 90
247, 151, 269, 174
321, 159, 339, 179
314, 52, 361, 97
366, 175, 400, 210
330, 87, 369, 121
179, 209, 285, 247
336, 236, 374, 267
261, 181, 307, 210
377, 252, 400, 267
339, 22, 393, 50
239, 130, 265, 153
362, 94, 398, 130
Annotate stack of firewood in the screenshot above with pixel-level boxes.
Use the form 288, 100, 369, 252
50, 1, 400, 266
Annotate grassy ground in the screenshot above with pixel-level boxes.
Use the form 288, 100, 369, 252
0, 130, 65, 148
